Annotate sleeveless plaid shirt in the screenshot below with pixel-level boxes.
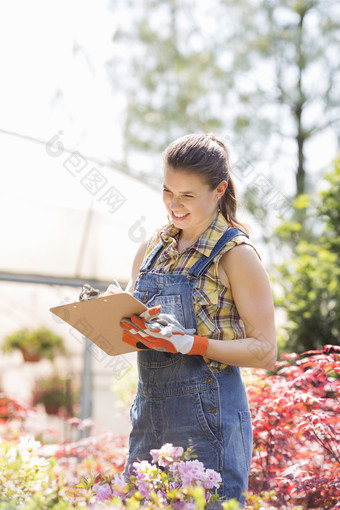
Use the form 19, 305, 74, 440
142, 212, 261, 371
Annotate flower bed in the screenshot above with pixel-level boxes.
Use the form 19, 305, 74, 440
0, 345, 338, 509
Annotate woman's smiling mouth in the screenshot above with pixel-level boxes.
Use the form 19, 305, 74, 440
172, 211, 189, 220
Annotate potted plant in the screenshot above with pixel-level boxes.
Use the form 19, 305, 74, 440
1, 327, 66, 362
31, 374, 78, 416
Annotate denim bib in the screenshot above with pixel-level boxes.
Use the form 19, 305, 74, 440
124, 228, 253, 506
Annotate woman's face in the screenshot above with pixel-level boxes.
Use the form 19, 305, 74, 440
162, 166, 226, 234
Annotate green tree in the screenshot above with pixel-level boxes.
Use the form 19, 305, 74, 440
108, 0, 340, 198
222, 0, 340, 197
108, 0, 228, 178
274, 153, 340, 353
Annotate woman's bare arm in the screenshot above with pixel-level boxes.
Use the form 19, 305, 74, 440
124, 240, 149, 295
205, 244, 277, 369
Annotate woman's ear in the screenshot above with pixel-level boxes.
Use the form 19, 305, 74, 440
216, 180, 228, 200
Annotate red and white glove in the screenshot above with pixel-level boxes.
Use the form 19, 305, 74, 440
120, 307, 209, 356
119, 306, 163, 351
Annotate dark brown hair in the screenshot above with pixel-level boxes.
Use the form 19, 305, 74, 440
163, 133, 248, 233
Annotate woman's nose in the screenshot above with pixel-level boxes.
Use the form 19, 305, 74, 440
170, 195, 182, 209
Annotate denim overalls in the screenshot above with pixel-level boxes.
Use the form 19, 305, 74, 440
123, 228, 253, 506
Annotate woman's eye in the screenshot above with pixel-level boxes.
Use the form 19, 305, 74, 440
162, 189, 193, 198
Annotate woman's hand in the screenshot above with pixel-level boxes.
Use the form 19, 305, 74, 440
119, 305, 163, 351
119, 305, 162, 351
102, 280, 124, 296
120, 311, 208, 356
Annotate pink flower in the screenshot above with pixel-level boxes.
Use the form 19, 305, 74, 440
150, 443, 184, 467
202, 468, 222, 490
111, 473, 128, 499
169, 460, 181, 476
133, 459, 153, 481
172, 502, 197, 510
173, 501, 186, 509
171, 459, 222, 490
177, 459, 205, 487
137, 480, 152, 498
92, 482, 112, 502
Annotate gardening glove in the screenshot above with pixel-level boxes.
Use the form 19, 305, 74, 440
120, 311, 208, 356
120, 305, 164, 351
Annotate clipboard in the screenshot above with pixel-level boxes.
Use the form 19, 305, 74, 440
49, 293, 147, 356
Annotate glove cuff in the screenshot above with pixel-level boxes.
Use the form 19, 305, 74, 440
188, 335, 209, 356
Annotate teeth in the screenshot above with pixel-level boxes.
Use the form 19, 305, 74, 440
173, 212, 187, 218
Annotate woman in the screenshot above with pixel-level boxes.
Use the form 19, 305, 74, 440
119, 133, 277, 506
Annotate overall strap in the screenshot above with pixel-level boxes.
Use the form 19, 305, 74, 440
139, 240, 164, 272
188, 228, 248, 278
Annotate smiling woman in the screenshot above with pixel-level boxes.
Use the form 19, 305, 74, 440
162, 168, 228, 251
119, 133, 277, 508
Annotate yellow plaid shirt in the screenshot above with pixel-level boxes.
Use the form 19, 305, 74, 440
143, 212, 261, 371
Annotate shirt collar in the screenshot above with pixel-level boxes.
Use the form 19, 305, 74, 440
159, 222, 181, 246
159, 212, 231, 257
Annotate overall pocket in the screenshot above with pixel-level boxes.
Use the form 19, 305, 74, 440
148, 293, 186, 326
159, 391, 224, 476
194, 391, 223, 448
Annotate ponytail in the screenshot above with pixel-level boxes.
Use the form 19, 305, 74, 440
219, 176, 249, 234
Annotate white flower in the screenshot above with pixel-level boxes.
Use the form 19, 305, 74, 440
18, 434, 41, 454
17, 434, 41, 461
28, 456, 49, 469
6, 447, 18, 462
6, 435, 43, 463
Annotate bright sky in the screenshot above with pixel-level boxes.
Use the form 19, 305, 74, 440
0, 0, 124, 160
0, 0, 338, 270
0, 0, 337, 177
0, 1, 170, 282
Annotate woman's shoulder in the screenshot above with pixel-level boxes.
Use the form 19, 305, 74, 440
220, 229, 261, 262
217, 235, 264, 290
230, 234, 261, 261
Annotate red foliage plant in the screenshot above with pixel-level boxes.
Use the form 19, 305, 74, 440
247, 345, 340, 509
0, 393, 33, 424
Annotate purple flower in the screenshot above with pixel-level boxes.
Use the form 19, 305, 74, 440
183, 503, 196, 510
171, 501, 197, 510
92, 482, 112, 502
177, 460, 205, 487
202, 468, 222, 490
173, 501, 186, 509
111, 473, 128, 499
137, 480, 152, 498
150, 443, 184, 467
133, 459, 153, 481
